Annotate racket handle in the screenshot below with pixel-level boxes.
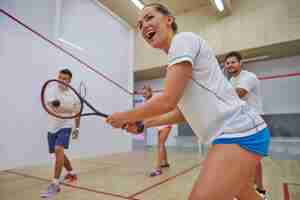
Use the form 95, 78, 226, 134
135, 121, 144, 133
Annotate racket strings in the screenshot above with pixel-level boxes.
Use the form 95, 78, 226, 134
42, 80, 82, 119
79, 82, 87, 98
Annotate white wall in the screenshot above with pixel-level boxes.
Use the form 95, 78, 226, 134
244, 55, 300, 114
0, 0, 134, 170
135, 79, 178, 146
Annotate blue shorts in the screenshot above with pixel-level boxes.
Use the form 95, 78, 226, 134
212, 128, 270, 157
47, 128, 72, 153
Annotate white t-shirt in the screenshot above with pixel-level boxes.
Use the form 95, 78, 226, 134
47, 87, 79, 133
167, 32, 266, 143
230, 70, 263, 114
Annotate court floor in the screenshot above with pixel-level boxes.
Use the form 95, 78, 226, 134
1, 148, 299, 200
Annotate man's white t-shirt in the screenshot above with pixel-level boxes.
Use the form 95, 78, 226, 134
47, 87, 79, 133
167, 32, 266, 143
230, 70, 263, 114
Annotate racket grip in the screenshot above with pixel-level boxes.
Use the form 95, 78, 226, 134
135, 121, 144, 133
52, 100, 60, 107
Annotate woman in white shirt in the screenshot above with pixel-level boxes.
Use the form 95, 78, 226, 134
107, 3, 270, 200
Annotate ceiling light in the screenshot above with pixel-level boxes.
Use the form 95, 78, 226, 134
214, 0, 224, 12
130, 0, 144, 10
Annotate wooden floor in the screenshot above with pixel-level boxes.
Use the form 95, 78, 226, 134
0, 148, 299, 200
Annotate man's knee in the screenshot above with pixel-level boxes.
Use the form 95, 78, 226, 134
54, 145, 64, 155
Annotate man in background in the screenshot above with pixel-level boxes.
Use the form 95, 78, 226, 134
224, 51, 267, 200
40, 68, 80, 198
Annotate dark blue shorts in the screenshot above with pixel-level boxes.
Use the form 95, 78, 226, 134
47, 128, 71, 153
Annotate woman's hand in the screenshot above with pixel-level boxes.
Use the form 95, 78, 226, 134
106, 112, 129, 128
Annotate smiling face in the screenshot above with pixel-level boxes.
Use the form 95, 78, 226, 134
224, 56, 242, 76
137, 5, 174, 51
141, 85, 153, 100
57, 72, 71, 91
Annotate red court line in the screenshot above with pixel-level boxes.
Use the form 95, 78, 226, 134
0, 8, 133, 96
135, 72, 300, 94
128, 163, 200, 198
258, 72, 300, 80
286, 182, 300, 186
4, 170, 140, 200
283, 182, 300, 200
2, 9, 300, 96
283, 183, 290, 200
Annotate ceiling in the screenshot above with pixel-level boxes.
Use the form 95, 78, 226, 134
97, 0, 211, 27
135, 39, 300, 81
95, 1, 300, 81
143, 0, 210, 15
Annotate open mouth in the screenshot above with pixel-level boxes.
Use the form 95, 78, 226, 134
145, 30, 156, 40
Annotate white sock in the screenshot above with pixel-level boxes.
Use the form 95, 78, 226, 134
52, 178, 59, 185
